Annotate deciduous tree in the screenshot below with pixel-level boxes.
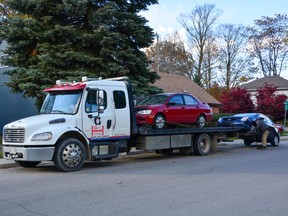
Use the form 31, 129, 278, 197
246, 14, 288, 77
207, 82, 223, 101
178, 3, 222, 86
216, 24, 253, 89
255, 83, 287, 121
144, 31, 194, 78
220, 87, 254, 113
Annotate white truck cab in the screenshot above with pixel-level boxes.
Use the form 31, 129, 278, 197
3, 77, 134, 171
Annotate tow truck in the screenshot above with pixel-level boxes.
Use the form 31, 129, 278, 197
2, 77, 240, 171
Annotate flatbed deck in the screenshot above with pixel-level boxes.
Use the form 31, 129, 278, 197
138, 126, 242, 136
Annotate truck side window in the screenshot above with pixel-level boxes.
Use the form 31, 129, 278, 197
85, 90, 107, 113
113, 91, 126, 109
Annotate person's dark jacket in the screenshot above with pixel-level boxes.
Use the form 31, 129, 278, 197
254, 119, 272, 133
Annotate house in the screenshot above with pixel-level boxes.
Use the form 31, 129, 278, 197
0, 41, 38, 133
239, 76, 288, 101
153, 72, 222, 113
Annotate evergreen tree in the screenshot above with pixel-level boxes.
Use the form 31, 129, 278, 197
0, 0, 160, 108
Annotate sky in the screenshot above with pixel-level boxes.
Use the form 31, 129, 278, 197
140, 0, 288, 78
141, 0, 288, 38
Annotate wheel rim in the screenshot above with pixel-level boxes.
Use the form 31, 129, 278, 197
274, 136, 279, 146
200, 137, 210, 153
62, 144, 83, 167
197, 116, 206, 128
155, 115, 165, 128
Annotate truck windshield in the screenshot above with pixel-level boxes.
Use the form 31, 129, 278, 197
40, 90, 82, 115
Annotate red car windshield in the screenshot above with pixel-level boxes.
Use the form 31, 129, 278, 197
138, 95, 169, 105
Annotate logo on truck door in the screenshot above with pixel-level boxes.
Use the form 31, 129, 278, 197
94, 116, 101, 125
92, 125, 105, 137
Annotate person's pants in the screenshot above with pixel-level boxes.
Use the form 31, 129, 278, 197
261, 130, 270, 147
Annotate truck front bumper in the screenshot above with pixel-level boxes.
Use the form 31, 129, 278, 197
3, 146, 55, 161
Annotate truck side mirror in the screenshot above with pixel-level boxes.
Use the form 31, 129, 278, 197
97, 90, 105, 106
97, 90, 106, 114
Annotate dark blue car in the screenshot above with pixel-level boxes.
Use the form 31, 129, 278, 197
218, 113, 280, 146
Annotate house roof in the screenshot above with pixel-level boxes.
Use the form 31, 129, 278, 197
240, 76, 288, 91
153, 72, 221, 106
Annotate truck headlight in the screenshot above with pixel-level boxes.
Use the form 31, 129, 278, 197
31, 132, 53, 141
137, 110, 152, 115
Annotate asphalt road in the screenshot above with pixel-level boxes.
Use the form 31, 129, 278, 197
1, 140, 288, 216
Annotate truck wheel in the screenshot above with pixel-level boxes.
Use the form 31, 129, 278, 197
15, 161, 40, 168
196, 115, 206, 128
271, 134, 280, 146
193, 133, 211, 156
153, 114, 166, 129
54, 138, 86, 172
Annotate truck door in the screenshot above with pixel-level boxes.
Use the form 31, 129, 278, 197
82, 88, 113, 140
111, 89, 130, 138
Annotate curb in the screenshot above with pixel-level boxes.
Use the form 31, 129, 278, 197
0, 149, 145, 169
0, 161, 19, 169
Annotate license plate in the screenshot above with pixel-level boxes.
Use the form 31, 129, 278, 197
10, 148, 17, 155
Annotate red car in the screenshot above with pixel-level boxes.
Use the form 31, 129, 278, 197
135, 93, 213, 129
275, 124, 285, 133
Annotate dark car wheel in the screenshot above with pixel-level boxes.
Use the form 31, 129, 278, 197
244, 139, 253, 146
270, 134, 280, 146
153, 114, 166, 129
197, 115, 206, 128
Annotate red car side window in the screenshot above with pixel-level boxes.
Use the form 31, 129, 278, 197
168, 95, 184, 105
183, 95, 198, 105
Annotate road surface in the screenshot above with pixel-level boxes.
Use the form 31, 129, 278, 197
1, 140, 288, 216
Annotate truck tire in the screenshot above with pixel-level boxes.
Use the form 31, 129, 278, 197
53, 138, 86, 172
15, 161, 40, 168
193, 133, 211, 156
244, 139, 253, 146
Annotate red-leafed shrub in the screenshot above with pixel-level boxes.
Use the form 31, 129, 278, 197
255, 83, 287, 121
220, 87, 254, 113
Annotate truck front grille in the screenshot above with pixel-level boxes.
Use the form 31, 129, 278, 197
4, 128, 25, 143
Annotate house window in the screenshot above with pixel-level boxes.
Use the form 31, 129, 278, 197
0, 54, 8, 68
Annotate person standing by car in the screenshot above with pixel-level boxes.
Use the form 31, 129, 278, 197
253, 117, 272, 150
